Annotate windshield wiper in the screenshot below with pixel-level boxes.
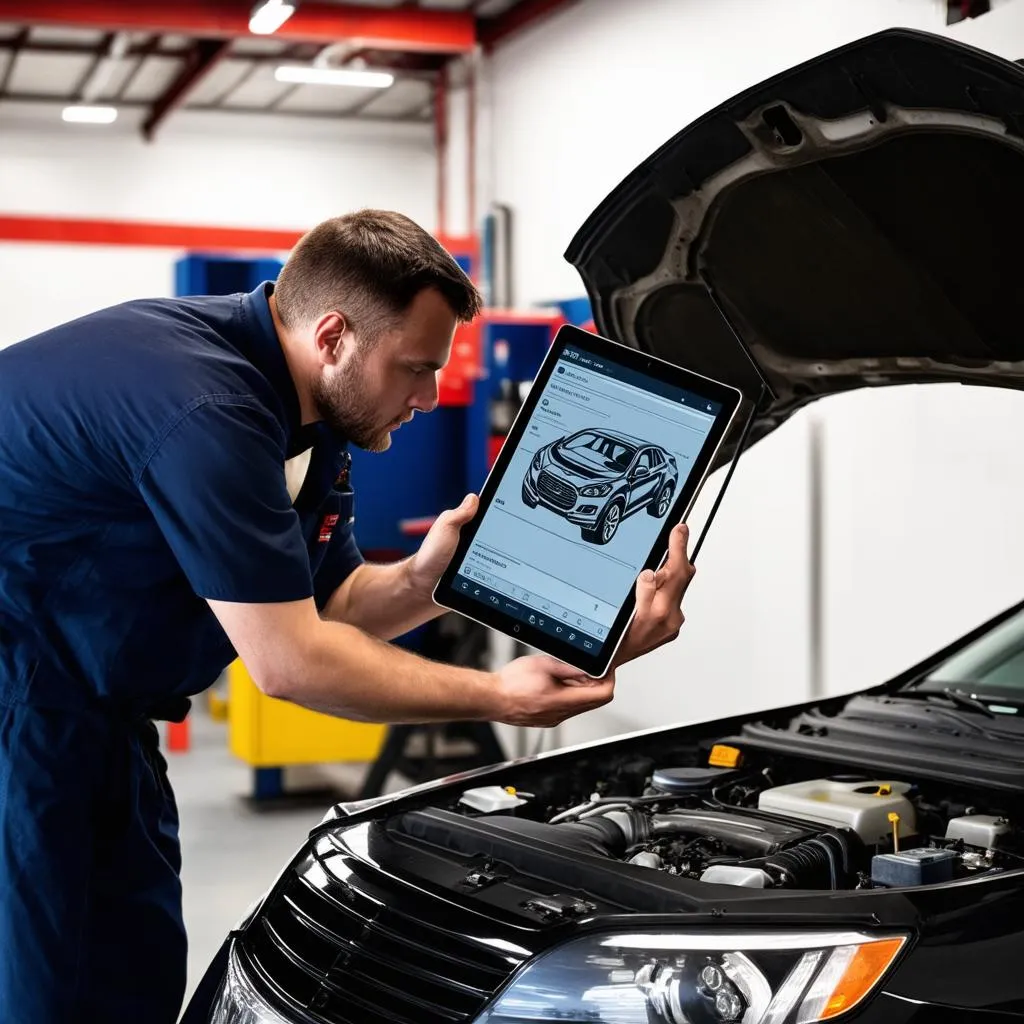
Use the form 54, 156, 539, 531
897, 686, 1020, 718
940, 687, 997, 718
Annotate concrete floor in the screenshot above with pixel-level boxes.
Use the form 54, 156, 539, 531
164, 706, 391, 1008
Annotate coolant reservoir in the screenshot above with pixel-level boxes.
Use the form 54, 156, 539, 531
758, 779, 916, 845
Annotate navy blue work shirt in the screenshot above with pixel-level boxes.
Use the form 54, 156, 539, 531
0, 282, 363, 715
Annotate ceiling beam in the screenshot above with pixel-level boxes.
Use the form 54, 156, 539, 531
478, 0, 579, 51
0, 1, 476, 53
111, 34, 161, 102
70, 30, 113, 98
142, 37, 231, 141
0, 37, 192, 58
0, 25, 28, 95
206, 41, 307, 107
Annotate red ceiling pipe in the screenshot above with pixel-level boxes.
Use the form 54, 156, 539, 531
0, 0, 476, 53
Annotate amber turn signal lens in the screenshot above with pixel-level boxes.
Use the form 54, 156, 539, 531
797, 937, 906, 1022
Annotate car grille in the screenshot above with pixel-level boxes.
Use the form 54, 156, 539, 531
240, 839, 528, 1024
537, 471, 577, 509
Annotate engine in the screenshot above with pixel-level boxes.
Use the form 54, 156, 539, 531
453, 759, 1022, 891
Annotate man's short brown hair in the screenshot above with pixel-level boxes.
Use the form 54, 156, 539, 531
274, 209, 482, 338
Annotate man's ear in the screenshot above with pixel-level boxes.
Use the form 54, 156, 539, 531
313, 311, 348, 366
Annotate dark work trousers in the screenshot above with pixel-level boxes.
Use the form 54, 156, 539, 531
0, 696, 187, 1023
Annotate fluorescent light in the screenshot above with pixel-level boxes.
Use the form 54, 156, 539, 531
249, 0, 296, 35
62, 105, 118, 124
274, 65, 394, 88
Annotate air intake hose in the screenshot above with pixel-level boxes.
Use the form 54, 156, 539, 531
743, 830, 854, 889
486, 808, 650, 858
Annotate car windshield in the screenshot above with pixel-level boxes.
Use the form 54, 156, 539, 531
561, 432, 636, 471
915, 606, 1024, 706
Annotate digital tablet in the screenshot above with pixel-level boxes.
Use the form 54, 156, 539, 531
434, 324, 743, 678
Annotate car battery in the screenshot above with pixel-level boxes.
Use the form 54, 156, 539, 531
871, 848, 957, 887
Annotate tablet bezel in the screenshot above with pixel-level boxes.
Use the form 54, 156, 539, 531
433, 324, 743, 678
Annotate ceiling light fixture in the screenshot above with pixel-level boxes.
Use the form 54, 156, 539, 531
62, 105, 118, 124
249, 0, 296, 35
274, 65, 394, 88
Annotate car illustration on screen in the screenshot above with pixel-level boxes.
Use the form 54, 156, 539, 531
521, 428, 679, 544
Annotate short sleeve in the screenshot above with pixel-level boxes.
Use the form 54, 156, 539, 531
137, 398, 314, 603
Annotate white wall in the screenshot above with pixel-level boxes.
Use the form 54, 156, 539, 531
819, 385, 1024, 697
0, 103, 436, 346
478, 0, 1024, 749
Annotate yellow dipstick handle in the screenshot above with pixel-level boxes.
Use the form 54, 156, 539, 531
888, 812, 901, 852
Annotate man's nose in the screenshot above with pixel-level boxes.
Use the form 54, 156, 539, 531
413, 372, 439, 413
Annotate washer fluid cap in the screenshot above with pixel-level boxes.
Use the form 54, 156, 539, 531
651, 767, 739, 795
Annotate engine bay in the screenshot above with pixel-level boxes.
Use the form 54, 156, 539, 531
439, 742, 1024, 893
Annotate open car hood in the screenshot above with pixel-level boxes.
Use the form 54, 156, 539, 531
565, 29, 1024, 455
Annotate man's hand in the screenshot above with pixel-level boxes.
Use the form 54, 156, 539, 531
405, 493, 479, 597
493, 655, 615, 727
209, 595, 613, 728
613, 522, 695, 668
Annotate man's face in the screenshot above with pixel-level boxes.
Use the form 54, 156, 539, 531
312, 286, 456, 451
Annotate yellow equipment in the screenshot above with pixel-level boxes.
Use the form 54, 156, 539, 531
227, 659, 386, 767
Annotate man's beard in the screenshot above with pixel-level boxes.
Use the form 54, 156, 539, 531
311, 360, 392, 452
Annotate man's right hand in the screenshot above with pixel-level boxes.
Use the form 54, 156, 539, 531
208, 596, 615, 727
492, 655, 615, 727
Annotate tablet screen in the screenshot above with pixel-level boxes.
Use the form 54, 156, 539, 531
446, 337, 728, 662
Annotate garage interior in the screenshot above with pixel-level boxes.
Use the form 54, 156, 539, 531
3, 1, 1024, 1021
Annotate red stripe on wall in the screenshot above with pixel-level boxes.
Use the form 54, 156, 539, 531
0, 214, 479, 265
0, 214, 303, 252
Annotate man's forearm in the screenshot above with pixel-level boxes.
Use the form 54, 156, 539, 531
323, 560, 442, 639
270, 617, 501, 723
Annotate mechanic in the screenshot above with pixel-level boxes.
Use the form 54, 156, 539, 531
0, 209, 696, 1024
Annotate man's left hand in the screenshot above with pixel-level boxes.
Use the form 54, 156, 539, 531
612, 522, 695, 668
406, 493, 479, 598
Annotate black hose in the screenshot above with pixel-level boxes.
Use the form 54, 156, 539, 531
492, 808, 650, 858
742, 830, 854, 889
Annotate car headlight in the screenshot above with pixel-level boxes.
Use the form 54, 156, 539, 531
580, 482, 613, 496
532, 450, 544, 471
209, 945, 292, 1024
474, 930, 906, 1024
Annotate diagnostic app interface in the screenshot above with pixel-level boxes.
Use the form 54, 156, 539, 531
453, 345, 722, 654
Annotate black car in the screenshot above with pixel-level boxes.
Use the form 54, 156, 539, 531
522, 429, 679, 544
186, 29, 1024, 1024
